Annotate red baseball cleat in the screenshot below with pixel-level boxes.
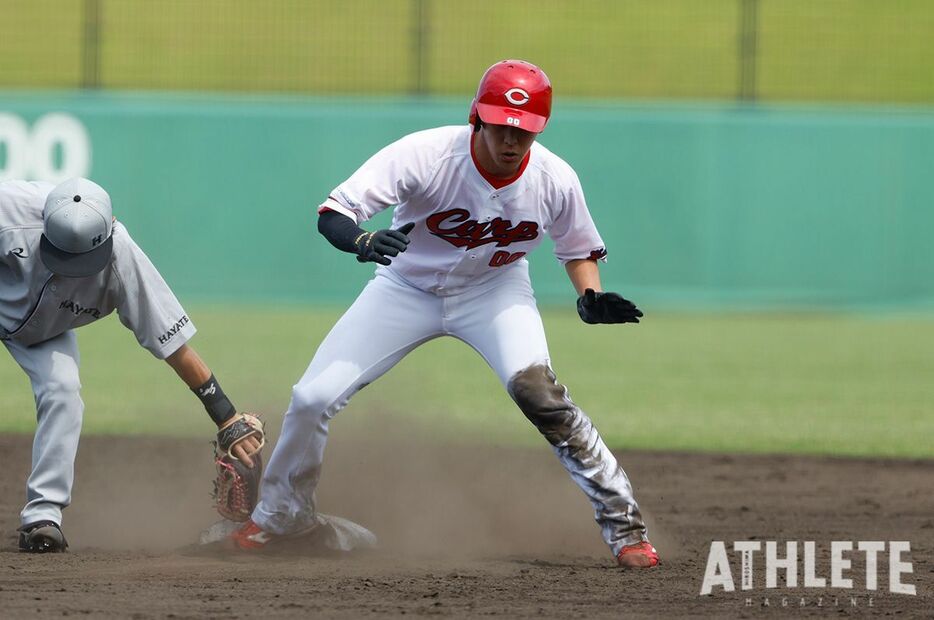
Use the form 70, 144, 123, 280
228, 519, 321, 551
616, 541, 659, 568
229, 519, 279, 550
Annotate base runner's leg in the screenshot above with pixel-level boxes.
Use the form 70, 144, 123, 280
4, 331, 83, 528
253, 273, 442, 535
450, 265, 648, 556
507, 364, 649, 555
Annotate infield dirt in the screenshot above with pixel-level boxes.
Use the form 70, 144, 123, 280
1, 432, 931, 618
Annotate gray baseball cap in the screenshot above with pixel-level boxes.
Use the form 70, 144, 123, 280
39, 178, 114, 277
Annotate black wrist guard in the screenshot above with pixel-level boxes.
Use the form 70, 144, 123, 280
192, 374, 236, 426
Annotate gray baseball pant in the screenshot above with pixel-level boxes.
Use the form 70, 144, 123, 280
4, 330, 83, 527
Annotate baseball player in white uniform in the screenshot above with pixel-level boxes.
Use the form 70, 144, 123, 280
1, 178, 262, 553
232, 60, 658, 567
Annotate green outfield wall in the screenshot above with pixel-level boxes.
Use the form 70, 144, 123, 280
1, 91, 932, 309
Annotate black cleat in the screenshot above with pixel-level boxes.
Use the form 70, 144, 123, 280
18, 521, 68, 553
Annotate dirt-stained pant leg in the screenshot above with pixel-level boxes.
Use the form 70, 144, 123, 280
4, 330, 83, 527
449, 263, 647, 556
508, 364, 647, 555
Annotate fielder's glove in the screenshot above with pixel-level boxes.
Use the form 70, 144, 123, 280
355, 222, 415, 265
576, 288, 644, 324
212, 413, 265, 522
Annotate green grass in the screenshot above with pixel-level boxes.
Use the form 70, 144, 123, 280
0, 0, 932, 103
2, 307, 931, 458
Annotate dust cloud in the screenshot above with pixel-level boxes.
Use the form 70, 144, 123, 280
19, 413, 655, 562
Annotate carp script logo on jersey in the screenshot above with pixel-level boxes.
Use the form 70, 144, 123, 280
426, 208, 539, 250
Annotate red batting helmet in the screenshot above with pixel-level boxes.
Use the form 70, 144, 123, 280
469, 60, 553, 133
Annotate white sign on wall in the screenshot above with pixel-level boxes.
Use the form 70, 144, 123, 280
0, 112, 92, 183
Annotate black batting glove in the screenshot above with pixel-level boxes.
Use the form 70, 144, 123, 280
576, 288, 644, 324
355, 222, 415, 265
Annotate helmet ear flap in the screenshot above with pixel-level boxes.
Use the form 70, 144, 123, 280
468, 97, 485, 132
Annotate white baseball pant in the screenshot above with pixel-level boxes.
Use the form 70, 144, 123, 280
253, 263, 648, 555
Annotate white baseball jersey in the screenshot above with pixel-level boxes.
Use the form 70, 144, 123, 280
320, 125, 607, 295
0, 180, 196, 359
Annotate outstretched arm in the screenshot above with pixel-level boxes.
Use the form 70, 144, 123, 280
165, 344, 262, 466
165, 342, 211, 386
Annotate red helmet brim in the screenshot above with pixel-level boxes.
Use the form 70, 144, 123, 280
476, 103, 548, 133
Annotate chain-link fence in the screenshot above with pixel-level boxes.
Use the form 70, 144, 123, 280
1, 0, 932, 103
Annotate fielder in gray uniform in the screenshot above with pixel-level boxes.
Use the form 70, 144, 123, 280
0, 178, 262, 553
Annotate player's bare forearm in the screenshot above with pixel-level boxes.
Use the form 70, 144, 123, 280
166, 343, 262, 464
165, 344, 212, 388
565, 259, 602, 296
166, 344, 236, 426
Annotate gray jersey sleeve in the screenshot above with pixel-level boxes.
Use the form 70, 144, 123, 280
111, 223, 196, 359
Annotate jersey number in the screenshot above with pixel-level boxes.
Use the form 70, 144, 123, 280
489, 251, 526, 267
